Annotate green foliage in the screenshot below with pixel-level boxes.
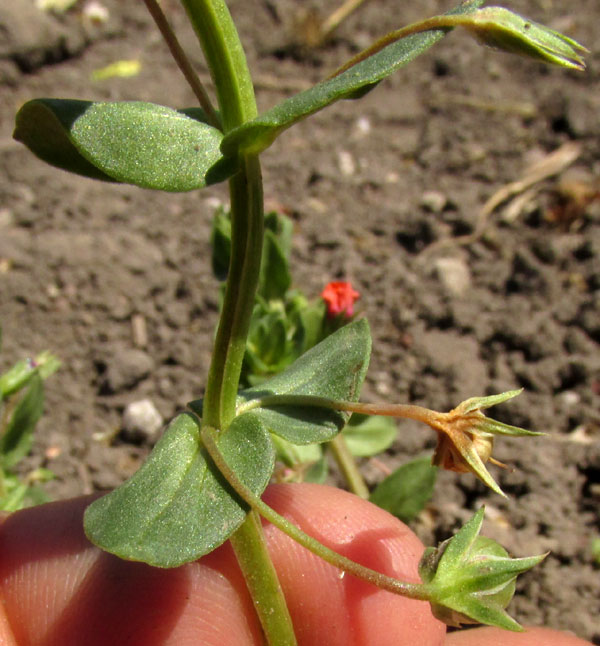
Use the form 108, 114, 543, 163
419, 508, 547, 630
191, 318, 372, 444
11, 0, 586, 636
342, 413, 397, 457
211, 208, 326, 386
460, 6, 587, 70
238, 319, 371, 444
270, 435, 328, 484
14, 100, 237, 191
220, 0, 485, 156
591, 537, 600, 567
87, 319, 372, 567
0, 346, 60, 511
369, 456, 437, 523
84, 411, 275, 567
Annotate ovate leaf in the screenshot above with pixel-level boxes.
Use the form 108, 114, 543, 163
342, 413, 397, 457
14, 99, 237, 191
221, 0, 483, 156
234, 319, 371, 444
84, 411, 274, 568
0, 374, 44, 469
258, 229, 291, 301
369, 456, 437, 522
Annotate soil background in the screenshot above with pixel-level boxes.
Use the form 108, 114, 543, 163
1, 0, 599, 642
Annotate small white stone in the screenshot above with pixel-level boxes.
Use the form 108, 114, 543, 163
0, 208, 14, 228
122, 399, 163, 441
353, 116, 371, 138
338, 150, 356, 176
420, 190, 448, 214
434, 257, 471, 296
83, 0, 109, 23
561, 390, 581, 407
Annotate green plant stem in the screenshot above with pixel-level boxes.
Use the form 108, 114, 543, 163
176, 3, 296, 643
202, 425, 429, 601
327, 434, 369, 499
238, 394, 440, 428
229, 510, 297, 646
180, 0, 257, 132
328, 14, 463, 78
203, 155, 264, 428
142, 0, 220, 128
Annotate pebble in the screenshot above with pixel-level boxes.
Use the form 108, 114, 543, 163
352, 116, 371, 139
122, 399, 163, 442
420, 190, 448, 214
0, 208, 14, 228
434, 257, 471, 296
104, 348, 154, 393
338, 150, 356, 176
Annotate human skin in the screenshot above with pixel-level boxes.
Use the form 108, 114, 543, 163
0, 483, 592, 646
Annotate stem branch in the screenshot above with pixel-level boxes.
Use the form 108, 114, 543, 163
202, 426, 429, 602
327, 433, 369, 499
229, 510, 297, 645
238, 394, 440, 428
174, 3, 296, 643
142, 0, 220, 128
328, 14, 466, 78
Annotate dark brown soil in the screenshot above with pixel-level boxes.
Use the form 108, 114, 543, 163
1, 0, 599, 642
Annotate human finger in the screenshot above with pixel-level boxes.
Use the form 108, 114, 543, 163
262, 483, 446, 646
0, 483, 445, 646
0, 495, 262, 646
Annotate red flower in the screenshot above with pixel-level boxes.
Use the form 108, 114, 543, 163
321, 281, 360, 318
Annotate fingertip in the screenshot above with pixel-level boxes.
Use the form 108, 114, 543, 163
0, 601, 18, 646
262, 483, 446, 646
0, 497, 262, 646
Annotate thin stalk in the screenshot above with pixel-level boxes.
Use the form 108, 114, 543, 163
327, 434, 369, 499
229, 511, 297, 646
173, 2, 296, 643
320, 0, 369, 41
203, 155, 264, 428
202, 426, 429, 601
237, 394, 440, 428
142, 0, 220, 128
180, 0, 257, 132
328, 15, 460, 78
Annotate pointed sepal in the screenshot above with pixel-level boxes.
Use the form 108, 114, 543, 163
419, 508, 547, 630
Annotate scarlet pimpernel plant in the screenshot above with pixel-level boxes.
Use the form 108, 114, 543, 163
13, 1, 586, 643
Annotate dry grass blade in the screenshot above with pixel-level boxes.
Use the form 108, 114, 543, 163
421, 141, 582, 256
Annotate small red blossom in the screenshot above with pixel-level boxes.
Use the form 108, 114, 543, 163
321, 281, 360, 318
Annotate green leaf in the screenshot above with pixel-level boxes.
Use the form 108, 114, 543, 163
0, 374, 44, 469
14, 99, 237, 191
0, 470, 53, 512
304, 454, 329, 483
272, 434, 323, 468
84, 411, 274, 568
234, 319, 371, 444
369, 456, 437, 522
258, 229, 291, 301
0, 359, 38, 399
0, 352, 59, 399
0, 475, 29, 513
221, 0, 483, 157
189, 319, 370, 440
264, 210, 294, 261
342, 413, 397, 457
